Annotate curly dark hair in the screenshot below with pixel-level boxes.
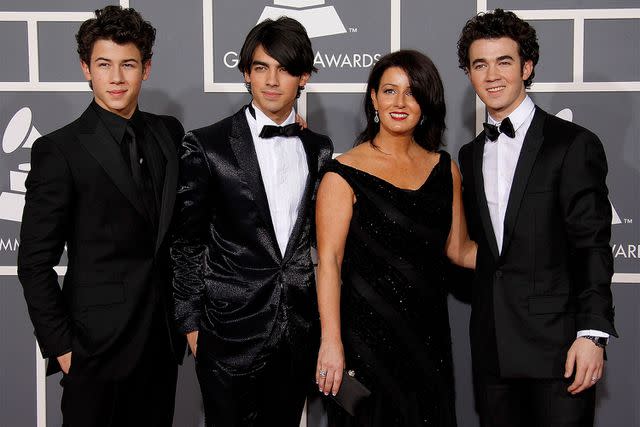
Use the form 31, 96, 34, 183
457, 8, 539, 88
357, 50, 446, 152
76, 5, 156, 66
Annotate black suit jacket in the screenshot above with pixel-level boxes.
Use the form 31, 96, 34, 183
171, 106, 333, 372
18, 104, 186, 379
459, 106, 617, 378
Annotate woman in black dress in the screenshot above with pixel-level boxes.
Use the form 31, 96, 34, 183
315, 50, 477, 426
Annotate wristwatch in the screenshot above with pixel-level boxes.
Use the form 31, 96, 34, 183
581, 335, 608, 348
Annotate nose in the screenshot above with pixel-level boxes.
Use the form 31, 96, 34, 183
393, 92, 406, 107
266, 68, 278, 86
486, 63, 499, 81
110, 65, 125, 84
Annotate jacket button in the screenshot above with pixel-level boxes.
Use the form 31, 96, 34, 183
495, 270, 503, 278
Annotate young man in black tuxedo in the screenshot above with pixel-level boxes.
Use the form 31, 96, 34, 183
457, 9, 617, 427
171, 17, 333, 426
17, 6, 185, 426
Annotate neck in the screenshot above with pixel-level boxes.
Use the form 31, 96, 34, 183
488, 92, 527, 122
253, 102, 294, 125
372, 128, 415, 156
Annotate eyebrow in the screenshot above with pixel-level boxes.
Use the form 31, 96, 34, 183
251, 60, 271, 67
94, 57, 139, 63
471, 55, 515, 65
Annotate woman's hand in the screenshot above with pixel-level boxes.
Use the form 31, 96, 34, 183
316, 337, 345, 396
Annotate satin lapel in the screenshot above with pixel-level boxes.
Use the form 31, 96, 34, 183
472, 132, 500, 260
282, 130, 318, 263
228, 108, 281, 260
145, 114, 178, 253
501, 107, 545, 256
76, 107, 150, 223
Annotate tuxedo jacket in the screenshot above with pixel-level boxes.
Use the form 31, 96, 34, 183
171, 106, 333, 372
458, 106, 617, 378
18, 104, 186, 379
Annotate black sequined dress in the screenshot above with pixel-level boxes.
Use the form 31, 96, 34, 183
324, 151, 456, 426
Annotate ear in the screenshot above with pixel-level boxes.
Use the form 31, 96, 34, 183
80, 60, 92, 81
521, 59, 533, 82
244, 70, 251, 84
370, 88, 379, 110
299, 72, 310, 87
142, 60, 152, 81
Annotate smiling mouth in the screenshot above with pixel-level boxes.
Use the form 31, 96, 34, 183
487, 86, 505, 93
390, 112, 408, 120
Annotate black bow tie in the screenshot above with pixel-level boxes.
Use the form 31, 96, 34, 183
259, 123, 302, 139
483, 117, 516, 141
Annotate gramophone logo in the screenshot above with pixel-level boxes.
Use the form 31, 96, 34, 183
0, 107, 40, 222
555, 107, 621, 225
258, 0, 346, 38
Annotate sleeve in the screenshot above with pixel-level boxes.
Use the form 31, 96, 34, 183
17, 137, 74, 358
169, 131, 211, 334
559, 130, 617, 337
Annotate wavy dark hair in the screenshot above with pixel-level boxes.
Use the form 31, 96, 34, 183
76, 5, 156, 66
457, 8, 539, 88
357, 50, 446, 152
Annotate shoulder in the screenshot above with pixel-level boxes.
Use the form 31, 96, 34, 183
188, 113, 236, 144
541, 108, 600, 146
333, 144, 370, 169
143, 112, 185, 140
302, 128, 333, 151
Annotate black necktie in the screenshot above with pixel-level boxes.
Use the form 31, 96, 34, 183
259, 123, 302, 139
483, 117, 516, 141
125, 124, 143, 188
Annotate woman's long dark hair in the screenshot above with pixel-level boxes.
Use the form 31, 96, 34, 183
357, 50, 446, 152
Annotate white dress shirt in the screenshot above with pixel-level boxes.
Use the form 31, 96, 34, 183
245, 103, 309, 256
482, 96, 608, 340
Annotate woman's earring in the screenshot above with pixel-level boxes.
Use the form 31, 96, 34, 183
420, 115, 425, 126
374, 110, 379, 123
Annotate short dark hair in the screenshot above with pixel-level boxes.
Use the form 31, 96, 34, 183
76, 5, 156, 65
457, 8, 539, 88
357, 50, 446, 152
238, 16, 317, 78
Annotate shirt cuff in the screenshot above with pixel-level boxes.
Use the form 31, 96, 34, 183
577, 329, 610, 339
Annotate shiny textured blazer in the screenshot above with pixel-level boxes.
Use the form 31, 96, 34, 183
171, 106, 333, 371
458, 106, 617, 378
17, 105, 186, 379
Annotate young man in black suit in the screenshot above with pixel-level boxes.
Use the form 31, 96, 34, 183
171, 17, 333, 426
457, 9, 617, 427
17, 6, 185, 426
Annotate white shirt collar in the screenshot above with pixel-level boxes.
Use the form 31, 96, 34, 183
488, 95, 535, 133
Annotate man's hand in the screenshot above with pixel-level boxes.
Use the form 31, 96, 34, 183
57, 351, 72, 374
565, 337, 604, 394
186, 330, 199, 357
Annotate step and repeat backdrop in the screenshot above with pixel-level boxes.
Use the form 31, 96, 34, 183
0, 1, 638, 426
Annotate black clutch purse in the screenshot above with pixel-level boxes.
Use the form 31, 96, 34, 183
330, 370, 371, 416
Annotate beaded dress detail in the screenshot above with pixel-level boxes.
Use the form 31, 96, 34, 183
324, 151, 456, 426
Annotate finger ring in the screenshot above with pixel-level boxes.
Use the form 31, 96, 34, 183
319, 369, 327, 377
591, 376, 598, 383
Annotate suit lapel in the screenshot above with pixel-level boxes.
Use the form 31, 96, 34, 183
472, 132, 501, 260
282, 130, 318, 263
501, 107, 546, 255
228, 107, 281, 261
144, 114, 178, 252
76, 106, 150, 224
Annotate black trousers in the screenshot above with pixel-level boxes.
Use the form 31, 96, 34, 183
61, 317, 178, 427
196, 342, 312, 427
475, 374, 596, 427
